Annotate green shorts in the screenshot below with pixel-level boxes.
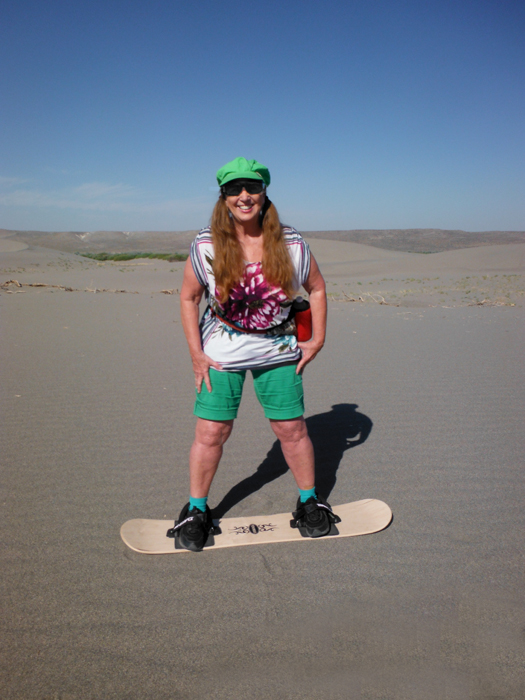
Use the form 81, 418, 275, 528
194, 363, 304, 421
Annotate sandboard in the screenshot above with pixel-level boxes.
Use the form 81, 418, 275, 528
120, 499, 392, 554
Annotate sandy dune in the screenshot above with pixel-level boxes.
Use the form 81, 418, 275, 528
1, 232, 524, 306
1, 235, 524, 699
0, 234, 27, 252
308, 238, 525, 276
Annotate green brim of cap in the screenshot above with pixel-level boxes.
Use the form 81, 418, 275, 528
220, 171, 264, 185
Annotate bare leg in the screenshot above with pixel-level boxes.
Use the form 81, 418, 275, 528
189, 418, 233, 498
269, 417, 315, 490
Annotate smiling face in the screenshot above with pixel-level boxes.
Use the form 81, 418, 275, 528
223, 181, 266, 228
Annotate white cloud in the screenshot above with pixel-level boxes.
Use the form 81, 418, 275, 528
72, 182, 138, 200
0, 179, 208, 217
0, 176, 30, 186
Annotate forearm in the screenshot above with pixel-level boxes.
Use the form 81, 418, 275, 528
308, 282, 327, 349
179, 259, 222, 391
180, 297, 204, 359
295, 253, 326, 373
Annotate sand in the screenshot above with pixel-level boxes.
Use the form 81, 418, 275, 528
1, 232, 524, 699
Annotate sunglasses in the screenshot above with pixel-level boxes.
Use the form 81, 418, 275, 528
221, 179, 265, 197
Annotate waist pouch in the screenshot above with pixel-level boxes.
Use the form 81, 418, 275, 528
210, 297, 310, 338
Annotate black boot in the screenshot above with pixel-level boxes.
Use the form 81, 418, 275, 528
167, 503, 215, 552
290, 496, 340, 538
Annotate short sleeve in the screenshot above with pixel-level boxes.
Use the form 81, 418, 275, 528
284, 228, 311, 289
189, 229, 213, 288
297, 236, 311, 287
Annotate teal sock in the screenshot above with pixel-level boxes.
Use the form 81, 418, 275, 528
189, 496, 208, 513
298, 487, 317, 503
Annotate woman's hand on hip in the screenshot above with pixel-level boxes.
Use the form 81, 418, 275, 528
296, 339, 324, 374
192, 352, 223, 393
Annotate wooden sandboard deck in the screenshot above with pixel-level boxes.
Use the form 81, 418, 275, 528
120, 499, 392, 554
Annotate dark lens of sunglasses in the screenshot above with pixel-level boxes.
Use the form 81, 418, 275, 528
223, 180, 264, 196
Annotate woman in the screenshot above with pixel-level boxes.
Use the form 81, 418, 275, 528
172, 157, 338, 551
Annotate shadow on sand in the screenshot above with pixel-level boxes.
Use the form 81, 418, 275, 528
212, 403, 373, 519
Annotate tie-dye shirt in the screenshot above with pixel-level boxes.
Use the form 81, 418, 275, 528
190, 227, 311, 371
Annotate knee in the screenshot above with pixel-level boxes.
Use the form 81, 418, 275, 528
195, 419, 233, 448
271, 418, 307, 445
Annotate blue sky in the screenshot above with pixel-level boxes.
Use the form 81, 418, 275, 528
1, 0, 524, 232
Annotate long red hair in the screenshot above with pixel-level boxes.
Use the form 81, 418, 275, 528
210, 196, 295, 303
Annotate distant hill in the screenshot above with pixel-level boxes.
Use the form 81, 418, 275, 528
1, 228, 524, 255
0, 229, 199, 255
302, 229, 525, 253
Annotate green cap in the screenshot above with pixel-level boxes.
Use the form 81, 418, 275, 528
216, 157, 271, 187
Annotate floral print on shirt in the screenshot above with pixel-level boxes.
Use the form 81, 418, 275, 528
216, 262, 289, 331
